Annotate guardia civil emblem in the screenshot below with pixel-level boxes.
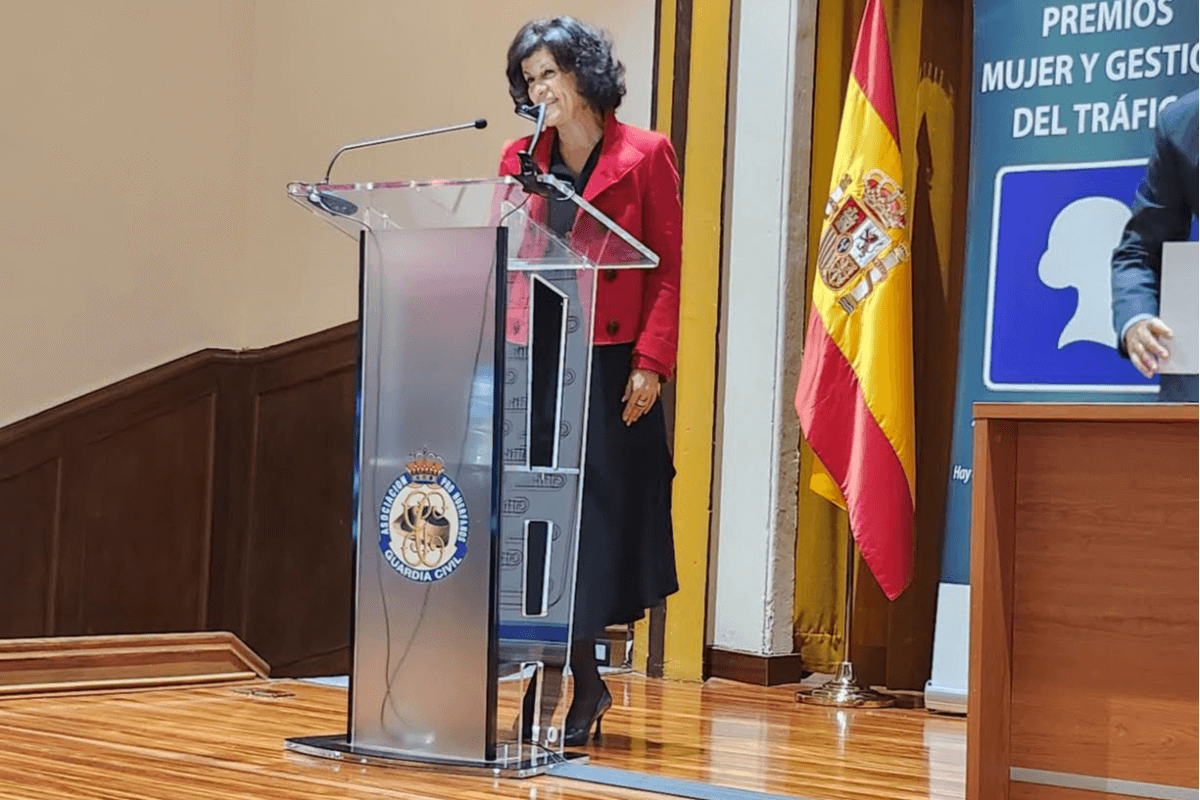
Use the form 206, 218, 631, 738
818, 169, 911, 314
379, 451, 469, 582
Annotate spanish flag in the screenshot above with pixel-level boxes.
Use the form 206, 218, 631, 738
795, 0, 915, 601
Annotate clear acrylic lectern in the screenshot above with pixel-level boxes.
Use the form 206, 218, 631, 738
281, 177, 656, 776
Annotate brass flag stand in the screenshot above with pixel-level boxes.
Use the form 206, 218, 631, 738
796, 528, 895, 708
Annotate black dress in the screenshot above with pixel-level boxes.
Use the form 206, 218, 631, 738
543, 135, 679, 642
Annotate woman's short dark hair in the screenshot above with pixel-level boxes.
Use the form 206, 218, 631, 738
506, 16, 626, 115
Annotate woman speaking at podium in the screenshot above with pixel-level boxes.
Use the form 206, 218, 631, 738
499, 15, 682, 748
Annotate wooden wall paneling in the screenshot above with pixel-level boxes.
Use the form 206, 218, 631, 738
0, 458, 61, 638
46, 358, 223, 637
0, 323, 362, 677
240, 324, 358, 677
64, 390, 218, 636
205, 352, 256, 638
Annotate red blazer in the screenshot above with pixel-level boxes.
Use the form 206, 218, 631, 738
499, 113, 683, 379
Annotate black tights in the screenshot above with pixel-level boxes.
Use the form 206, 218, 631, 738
569, 637, 602, 697
522, 637, 605, 729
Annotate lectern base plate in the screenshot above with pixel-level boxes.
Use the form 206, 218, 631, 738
285, 734, 588, 779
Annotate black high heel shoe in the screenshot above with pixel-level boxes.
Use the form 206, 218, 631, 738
562, 683, 612, 748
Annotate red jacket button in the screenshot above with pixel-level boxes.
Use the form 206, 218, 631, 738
604, 269, 618, 282
606, 319, 620, 335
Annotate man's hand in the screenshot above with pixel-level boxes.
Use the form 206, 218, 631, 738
1124, 317, 1174, 377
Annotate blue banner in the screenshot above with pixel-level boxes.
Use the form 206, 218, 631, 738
941, 0, 1198, 586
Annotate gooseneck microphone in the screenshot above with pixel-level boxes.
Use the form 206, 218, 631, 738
513, 103, 570, 200
508, 103, 659, 267
515, 104, 546, 172
322, 118, 488, 184
308, 117, 488, 216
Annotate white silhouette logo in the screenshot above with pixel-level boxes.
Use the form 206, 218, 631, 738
1037, 196, 1131, 349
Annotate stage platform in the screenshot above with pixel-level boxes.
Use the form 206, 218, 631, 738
0, 673, 964, 800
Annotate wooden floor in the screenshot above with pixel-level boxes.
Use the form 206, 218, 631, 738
0, 674, 965, 800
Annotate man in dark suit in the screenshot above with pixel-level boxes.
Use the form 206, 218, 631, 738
1111, 89, 1199, 402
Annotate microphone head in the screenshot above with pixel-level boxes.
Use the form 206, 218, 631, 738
516, 103, 544, 122
307, 189, 359, 217
474, 118, 488, 129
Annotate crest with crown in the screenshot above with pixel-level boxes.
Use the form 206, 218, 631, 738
861, 169, 907, 230
406, 451, 445, 483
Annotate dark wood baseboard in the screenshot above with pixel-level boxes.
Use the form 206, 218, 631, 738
704, 646, 806, 686
0, 632, 269, 696
0, 322, 359, 678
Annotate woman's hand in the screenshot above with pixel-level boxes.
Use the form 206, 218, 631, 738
622, 368, 662, 426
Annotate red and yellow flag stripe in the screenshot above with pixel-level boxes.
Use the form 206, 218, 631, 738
795, 0, 915, 601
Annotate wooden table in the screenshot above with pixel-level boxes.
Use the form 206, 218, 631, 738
967, 403, 1198, 800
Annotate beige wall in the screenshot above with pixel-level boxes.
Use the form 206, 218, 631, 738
0, 1, 254, 428
0, 0, 654, 428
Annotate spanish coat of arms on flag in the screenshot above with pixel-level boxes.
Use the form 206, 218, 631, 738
795, 0, 916, 602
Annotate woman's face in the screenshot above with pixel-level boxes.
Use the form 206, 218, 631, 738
520, 47, 587, 128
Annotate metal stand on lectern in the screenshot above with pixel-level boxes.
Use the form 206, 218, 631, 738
797, 528, 895, 708
279, 177, 658, 776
